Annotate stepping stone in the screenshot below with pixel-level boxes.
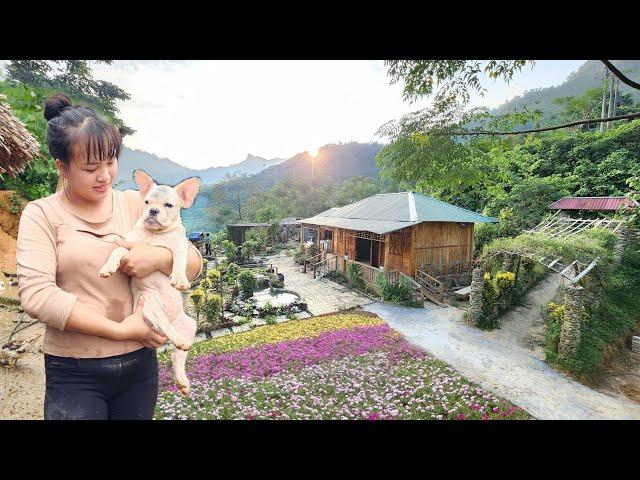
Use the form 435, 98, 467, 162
275, 315, 291, 323
231, 324, 252, 334
232, 316, 246, 324
211, 328, 232, 338
454, 286, 471, 300
252, 318, 267, 327
295, 311, 312, 319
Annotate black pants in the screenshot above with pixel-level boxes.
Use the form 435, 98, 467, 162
205, 243, 211, 255
44, 347, 158, 420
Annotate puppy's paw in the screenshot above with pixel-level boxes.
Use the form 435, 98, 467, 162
170, 273, 190, 291
176, 375, 191, 395
173, 336, 192, 351
99, 263, 118, 278
178, 382, 190, 396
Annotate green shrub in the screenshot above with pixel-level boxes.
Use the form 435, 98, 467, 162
204, 268, 222, 292
189, 288, 206, 320
237, 270, 258, 297
201, 293, 223, 324
375, 273, 413, 303
242, 240, 258, 259
547, 243, 640, 375
245, 228, 267, 251
265, 315, 277, 325
224, 262, 240, 284
325, 270, 348, 284
262, 300, 276, 316
221, 240, 237, 263
347, 262, 365, 290
9, 192, 21, 214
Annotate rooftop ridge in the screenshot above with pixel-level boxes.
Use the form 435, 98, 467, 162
412, 191, 496, 222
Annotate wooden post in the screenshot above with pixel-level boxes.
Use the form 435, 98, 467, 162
514, 255, 522, 284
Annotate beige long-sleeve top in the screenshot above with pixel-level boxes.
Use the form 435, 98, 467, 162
16, 189, 203, 358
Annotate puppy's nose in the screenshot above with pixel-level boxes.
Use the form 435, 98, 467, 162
149, 208, 159, 216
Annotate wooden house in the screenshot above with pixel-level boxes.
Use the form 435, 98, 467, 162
300, 192, 496, 302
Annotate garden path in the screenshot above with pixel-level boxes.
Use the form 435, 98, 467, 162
363, 302, 640, 420
267, 254, 373, 316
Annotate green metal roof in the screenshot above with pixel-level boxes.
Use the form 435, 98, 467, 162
301, 192, 496, 234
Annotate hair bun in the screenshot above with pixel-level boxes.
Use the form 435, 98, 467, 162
44, 93, 73, 121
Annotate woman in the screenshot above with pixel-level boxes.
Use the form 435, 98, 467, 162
16, 93, 204, 420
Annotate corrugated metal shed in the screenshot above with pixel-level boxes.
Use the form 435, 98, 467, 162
227, 223, 272, 227
549, 197, 639, 211
301, 192, 496, 235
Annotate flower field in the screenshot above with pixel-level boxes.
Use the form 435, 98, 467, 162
155, 313, 531, 420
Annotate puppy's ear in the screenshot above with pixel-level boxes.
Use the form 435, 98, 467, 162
133, 169, 156, 198
174, 177, 201, 209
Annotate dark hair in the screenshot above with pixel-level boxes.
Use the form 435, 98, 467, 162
44, 93, 122, 167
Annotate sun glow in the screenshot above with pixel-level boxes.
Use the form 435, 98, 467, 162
307, 148, 319, 158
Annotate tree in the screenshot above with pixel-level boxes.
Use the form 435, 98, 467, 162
385, 60, 640, 136
554, 88, 605, 131
5, 60, 134, 136
386, 60, 532, 109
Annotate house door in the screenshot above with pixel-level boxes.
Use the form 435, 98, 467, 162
355, 237, 372, 264
371, 240, 381, 268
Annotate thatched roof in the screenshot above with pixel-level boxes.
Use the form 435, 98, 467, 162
0, 94, 42, 180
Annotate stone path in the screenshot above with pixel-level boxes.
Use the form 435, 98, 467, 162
363, 302, 640, 420
268, 254, 373, 316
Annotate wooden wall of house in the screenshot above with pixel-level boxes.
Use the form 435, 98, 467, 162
411, 222, 474, 272
384, 227, 413, 275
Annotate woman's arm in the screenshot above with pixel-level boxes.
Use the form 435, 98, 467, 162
116, 240, 204, 282
17, 204, 166, 347
65, 297, 167, 348
155, 243, 203, 281
17, 204, 79, 331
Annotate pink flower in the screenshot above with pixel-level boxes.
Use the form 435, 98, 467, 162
456, 413, 465, 420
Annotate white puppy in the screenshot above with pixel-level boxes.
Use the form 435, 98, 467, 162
99, 169, 201, 395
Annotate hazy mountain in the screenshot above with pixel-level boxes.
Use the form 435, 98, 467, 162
493, 60, 640, 117
114, 147, 286, 189
185, 142, 384, 233
251, 141, 384, 189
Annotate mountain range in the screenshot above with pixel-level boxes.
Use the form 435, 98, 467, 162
114, 147, 286, 189
492, 59, 640, 117
115, 60, 640, 232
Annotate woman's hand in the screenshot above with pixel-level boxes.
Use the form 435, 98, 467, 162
115, 238, 171, 278
117, 295, 168, 349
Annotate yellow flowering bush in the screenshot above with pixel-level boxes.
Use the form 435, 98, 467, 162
207, 268, 221, 280
188, 313, 384, 357
546, 302, 565, 322
189, 288, 205, 319
495, 271, 516, 290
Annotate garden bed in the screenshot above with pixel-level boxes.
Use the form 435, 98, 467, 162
155, 312, 531, 420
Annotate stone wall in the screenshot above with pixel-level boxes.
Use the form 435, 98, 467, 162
559, 284, 584, 359
466, 267, 484, 326
614, 225, 629, 263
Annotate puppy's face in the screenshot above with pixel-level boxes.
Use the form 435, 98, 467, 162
133, 170, 202, 232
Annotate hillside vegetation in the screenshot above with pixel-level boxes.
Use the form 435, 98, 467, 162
493, 60, 640, 119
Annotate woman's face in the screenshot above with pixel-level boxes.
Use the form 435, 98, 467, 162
57, 154, 118, 203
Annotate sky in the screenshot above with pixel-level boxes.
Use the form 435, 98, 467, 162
1, 60, 586, 170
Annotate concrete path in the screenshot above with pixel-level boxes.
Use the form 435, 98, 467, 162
268, 254, 373, 316
363, 302, 640, 420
